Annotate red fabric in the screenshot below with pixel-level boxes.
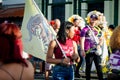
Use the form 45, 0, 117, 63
72, 28, 81, 44
54, 39, 74, 63
50, 20, 55, 26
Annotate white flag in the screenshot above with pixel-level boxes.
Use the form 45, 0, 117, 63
21, 0, 56, 60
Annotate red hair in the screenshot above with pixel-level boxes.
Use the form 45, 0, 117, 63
0, 23, 27, 66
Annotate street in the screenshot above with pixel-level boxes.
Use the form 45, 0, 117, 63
34, 71, 107, 80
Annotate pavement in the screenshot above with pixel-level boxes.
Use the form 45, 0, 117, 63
30, 59, 108, 80
34, 71, 108, 80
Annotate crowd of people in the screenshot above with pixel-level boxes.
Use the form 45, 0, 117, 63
46, 10, 119, 80
0, 10, 120, 80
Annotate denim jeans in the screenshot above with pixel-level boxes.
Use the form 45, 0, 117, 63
52, 65, 74, 80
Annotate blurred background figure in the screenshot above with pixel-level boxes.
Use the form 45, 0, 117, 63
45, 61, 52, 80
0, 23, 34, 80
96, 12, 109, 72
108, 25, 120, 80
50, 19, 61, 33
50, 20, 55, 27
68, 15, 85, 78
107, 24, 115, 55
32, 56, 44, 74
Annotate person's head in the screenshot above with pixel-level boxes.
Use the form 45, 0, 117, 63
110, 25, 120, 50
73, 18, 80, 27
53, 19, 61, 33
89, 14, 98, 26
0, 23, 27, 66
109, 24, 115, 30
57, 21, 75, 44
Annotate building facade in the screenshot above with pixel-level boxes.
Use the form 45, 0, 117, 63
47, 0, 120, 26
0, 0, 119, 26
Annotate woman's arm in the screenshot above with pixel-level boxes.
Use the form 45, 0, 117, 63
46, 40, 61, 64
80, 37, 86, 57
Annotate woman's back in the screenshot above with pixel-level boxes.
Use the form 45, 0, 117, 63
0, 60, 34, 80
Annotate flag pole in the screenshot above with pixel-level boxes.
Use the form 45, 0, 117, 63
55, 38, 67, 58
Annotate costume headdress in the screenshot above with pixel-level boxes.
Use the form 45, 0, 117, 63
68, 15, 85, 29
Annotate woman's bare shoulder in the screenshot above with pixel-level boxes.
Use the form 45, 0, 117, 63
0, 60, 34, 80
22, 60, 34, 80
49, 40, 57, 47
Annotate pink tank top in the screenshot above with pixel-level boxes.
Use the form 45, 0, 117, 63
54, 39, 74, 62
